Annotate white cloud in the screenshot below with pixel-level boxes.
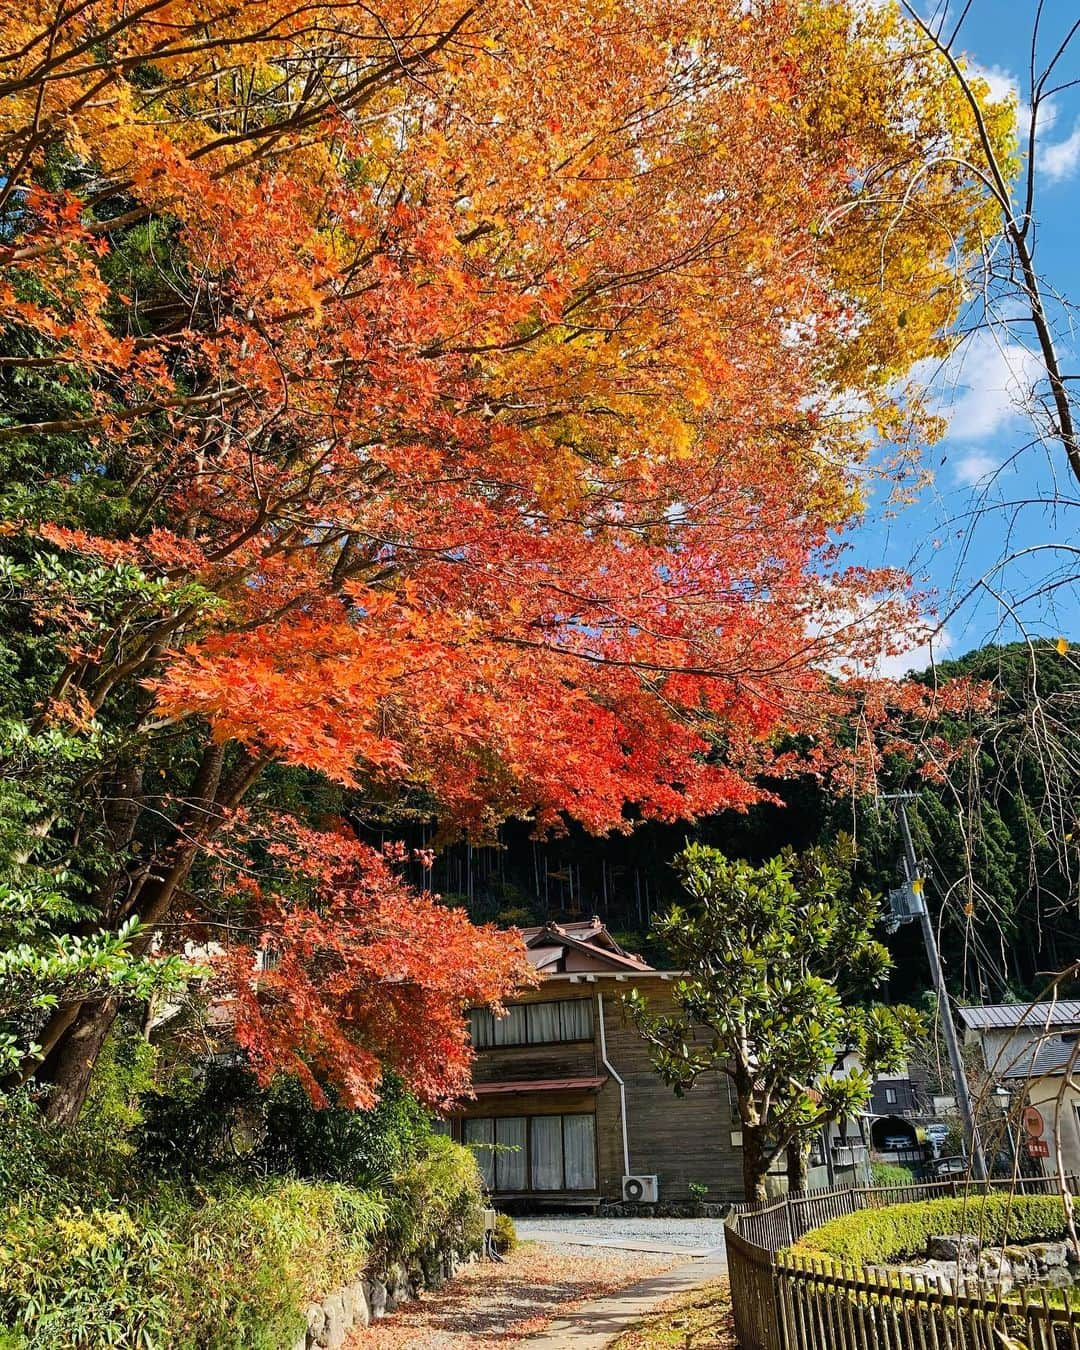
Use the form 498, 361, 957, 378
876, 628, 954, 679
1037, 121, 1080, 184
970, 63, 1023, 110
966, 62, 1058, 146
808, 588, 952, 681
929, 331, 1044, 442
952, 448, 1000, 486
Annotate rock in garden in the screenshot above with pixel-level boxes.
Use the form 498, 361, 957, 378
927, 1234, 981, 1264
1030, 1242, 1068, 1269
317, 1293, 347, 1350
369, 1277, 388, 1319
348, 1279, 370, 1328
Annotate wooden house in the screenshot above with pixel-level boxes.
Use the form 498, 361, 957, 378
449, 918, 744, 1208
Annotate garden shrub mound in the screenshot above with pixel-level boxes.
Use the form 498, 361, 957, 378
793, 1194, 1071, 1268
0, 1136, 484, 1349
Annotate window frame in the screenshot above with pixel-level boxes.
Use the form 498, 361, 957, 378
461, 1111, 599, 1194
469, 997, 595, 1049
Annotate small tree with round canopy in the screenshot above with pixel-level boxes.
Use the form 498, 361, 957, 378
627, 838, 923, 1202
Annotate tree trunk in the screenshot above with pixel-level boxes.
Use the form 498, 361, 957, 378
786, 1137, 809, 1194
36, 995, 120, 1125
742, 1125, 770, 1204
24, 743, 262, 1125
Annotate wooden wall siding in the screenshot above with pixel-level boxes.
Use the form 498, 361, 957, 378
460, 1088, 601, 1120
461, 977, 745, 1202
598, 983, 744, 1202
470, 1044, 598, 1084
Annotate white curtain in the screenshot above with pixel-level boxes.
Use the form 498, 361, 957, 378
530, 1116, 563, 1189
492, 1004, 527, 1046
463, 1118, 495, 1190
561, 999, 592, 1041
495, 1117, 527, 1191
469, 1008, 493, 1049
563, 1115, 597, 1189
527, 1002, 561, 1044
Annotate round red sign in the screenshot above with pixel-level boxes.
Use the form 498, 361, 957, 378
1022, 1106, 1045, 1138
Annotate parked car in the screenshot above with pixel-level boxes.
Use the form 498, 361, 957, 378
882, 1134, 915, 1151
924, 1123, 950, 1158
922, 1154, 970, 1179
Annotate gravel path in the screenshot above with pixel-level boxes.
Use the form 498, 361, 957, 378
514, 1217, 728, 1258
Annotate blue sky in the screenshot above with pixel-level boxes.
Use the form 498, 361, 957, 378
845, 0, 1080, 673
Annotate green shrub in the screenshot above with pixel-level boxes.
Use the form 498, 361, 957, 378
383, 1135, 485, 1264
138, 1065, 436, 1186
493, 1211, 518, 1254
0, 1178, 387, 1349
0, 1034, 157, 1206
0, 1091, 59, 1203
0, 1046, 482, 1346
794, 1194, 1071, 1267
869, 1161, 916, 1188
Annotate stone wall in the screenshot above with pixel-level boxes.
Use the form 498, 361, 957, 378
295, 1246, 474, 1349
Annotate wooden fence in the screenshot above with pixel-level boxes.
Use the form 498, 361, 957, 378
725, 1177, 1080, 1350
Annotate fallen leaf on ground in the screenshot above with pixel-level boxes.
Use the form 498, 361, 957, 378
347, 1241, 677, 1347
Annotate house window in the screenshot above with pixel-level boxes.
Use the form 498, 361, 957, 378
469, 999, 593, 1048
885, 1087, 898, 1105
462, 1113, 597, 1192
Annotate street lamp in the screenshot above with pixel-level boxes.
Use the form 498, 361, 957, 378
993, 1085, 1018, 1175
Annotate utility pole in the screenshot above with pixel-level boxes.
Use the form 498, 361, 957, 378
886, 795, 987, 1181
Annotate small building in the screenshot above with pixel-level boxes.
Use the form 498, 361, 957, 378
959, 1001, 1080, 1176
449, 918, 745, 1207
870, 1065, 927, 1119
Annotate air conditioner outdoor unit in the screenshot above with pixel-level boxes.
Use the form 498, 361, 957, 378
622, 1174, 658, 1203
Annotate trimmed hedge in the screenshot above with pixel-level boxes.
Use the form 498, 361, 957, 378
794, 1194, 1071, 1267
0, 1138, 485, 1349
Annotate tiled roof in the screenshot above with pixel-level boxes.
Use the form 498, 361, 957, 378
998, 1035, 1080, 1080
519, 917, 653, 972
958, 1002, 1080, 1031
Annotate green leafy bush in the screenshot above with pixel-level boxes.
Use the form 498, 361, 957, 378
869, 1161, 916, 1188
0, 1042, 485, 1347
0, 1034, 156, 1205
0, 1133, 486, 1348
493, 1212, 518, 1254
138, 1064, 435, 1186
0, 1179, 387, 1350
383, 1134, 486, 1264
0, 1092, 58, 1202
794, 1194, 1070, 1267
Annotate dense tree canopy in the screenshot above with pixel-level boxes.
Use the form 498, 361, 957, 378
0, 0, 1013, 1119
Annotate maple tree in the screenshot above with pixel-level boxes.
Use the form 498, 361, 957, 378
0, 0, 1013, 1121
